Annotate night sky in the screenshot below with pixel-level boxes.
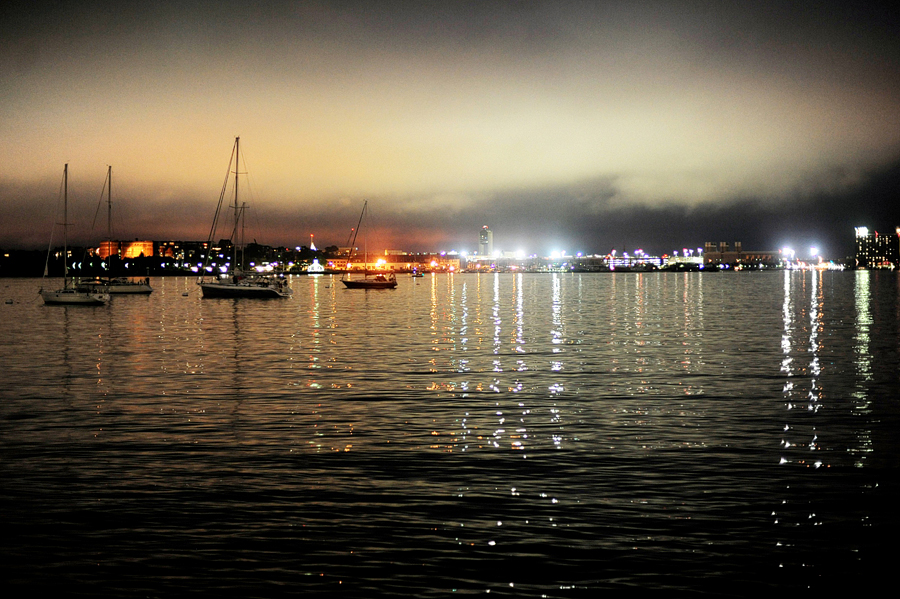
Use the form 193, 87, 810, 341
2, 1, 899, 258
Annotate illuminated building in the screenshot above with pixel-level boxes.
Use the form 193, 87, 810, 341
702, 241, 778, 267
99, 240, 154, 259
855, 226, 900, 269
478, 226, 493, 257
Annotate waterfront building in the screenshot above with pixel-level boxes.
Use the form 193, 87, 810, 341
99, 240, 154, 259
702, 241, 779, 268
855, 226, 899, 269
334, 250, 460, 273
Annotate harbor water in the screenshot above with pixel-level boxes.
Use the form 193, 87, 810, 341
1, 271, 897, 596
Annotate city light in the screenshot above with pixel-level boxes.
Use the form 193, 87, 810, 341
17, 221, 893, 276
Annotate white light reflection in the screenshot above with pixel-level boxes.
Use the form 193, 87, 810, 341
458, 280, 469, 371
807, 268, 823, 413
446, 273, 584, 457
775, 269, 830, 547
851, 271, 874, 467
779, 270, 825, 461
492, 272, 502, 357
550, 273, 563, 350
305, 274, 325, 379
514, 272, 525, 355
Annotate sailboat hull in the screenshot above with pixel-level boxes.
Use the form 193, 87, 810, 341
340, 279, 397, 289
105, 283, 153, 294
79, 278, 153, 295
41, 289, 109, 305
199, 280, 291, 298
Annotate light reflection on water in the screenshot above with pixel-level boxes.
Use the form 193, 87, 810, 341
773, 269, 898, 585
1, 272, 897, 596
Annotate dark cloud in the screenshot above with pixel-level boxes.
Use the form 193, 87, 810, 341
363, 157, 900, 258
3, 157, 898, 261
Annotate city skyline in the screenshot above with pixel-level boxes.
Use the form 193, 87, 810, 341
2, 2, 899, 256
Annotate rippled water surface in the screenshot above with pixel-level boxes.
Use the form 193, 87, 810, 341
2, 271, 898, 596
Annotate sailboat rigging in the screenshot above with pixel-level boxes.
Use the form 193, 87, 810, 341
39, 164, 110, 305
78, 166, 153, 294
340, 201, 397, 289
198, 137, 291, 298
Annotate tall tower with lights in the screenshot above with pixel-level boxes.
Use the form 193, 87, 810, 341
479, 226, 493, 257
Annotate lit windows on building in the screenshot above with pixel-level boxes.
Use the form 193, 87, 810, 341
99, 240, 154, 259
855, 226, 899, 269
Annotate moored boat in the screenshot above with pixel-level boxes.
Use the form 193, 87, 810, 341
200, 272, 292, 298
39, 164, 109, 306
198, 137, 291, 299
78, 166, 153, 295
340, 201, 398, 290
342, 272, 397, 289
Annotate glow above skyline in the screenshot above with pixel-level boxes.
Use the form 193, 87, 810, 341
2, 1, 899, 256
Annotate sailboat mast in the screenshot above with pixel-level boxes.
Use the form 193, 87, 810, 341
107, 165, 112, 244
354, 201, 367, 273
234, 136, 240, 272
363, 205, 368, 273
63, 163, 69, 281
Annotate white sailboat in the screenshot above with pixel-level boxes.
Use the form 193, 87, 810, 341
198, 137, 291, 299
78, 166, 153, 295
40, 164, 110, 306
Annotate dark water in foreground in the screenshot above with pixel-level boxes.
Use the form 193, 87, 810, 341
1, 271, 898, 597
